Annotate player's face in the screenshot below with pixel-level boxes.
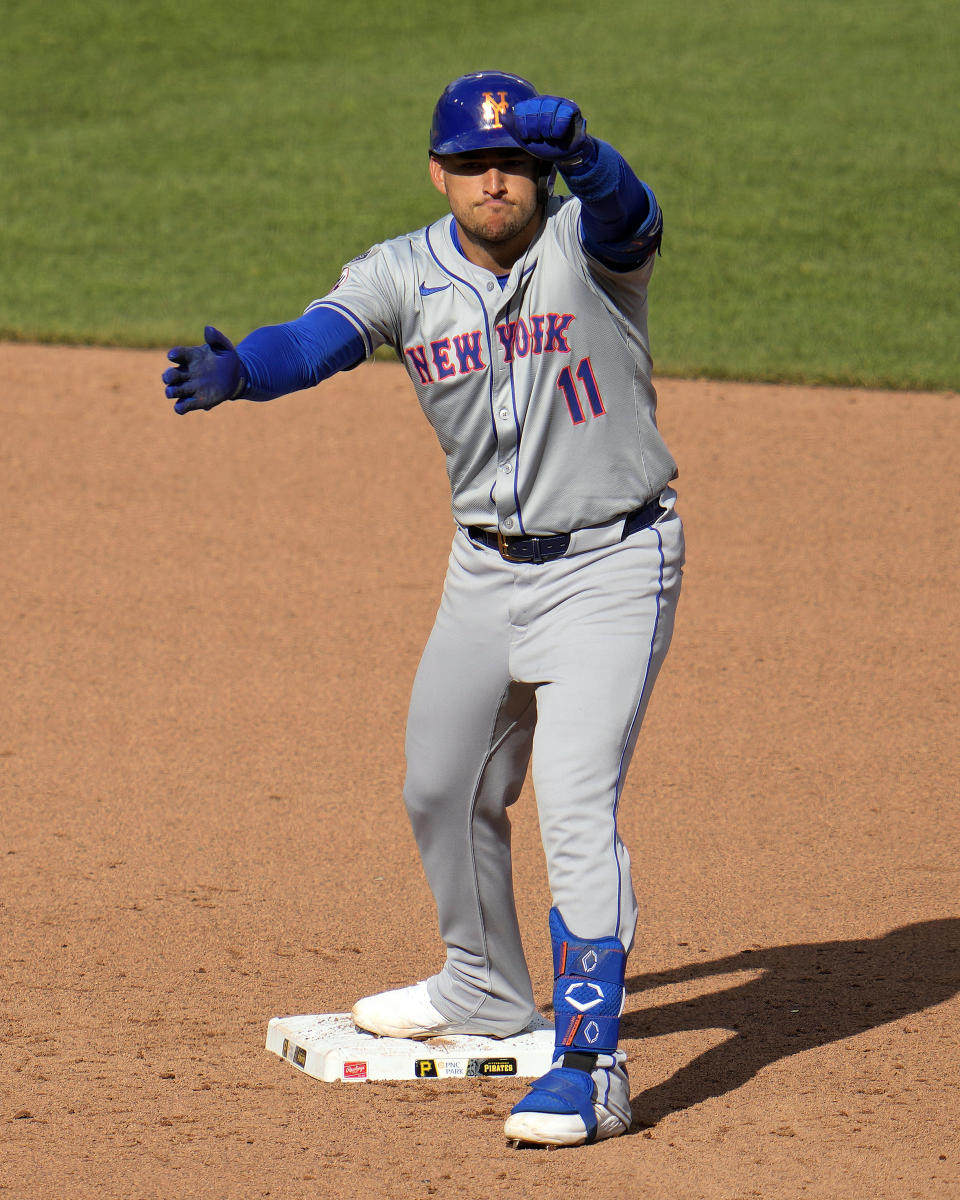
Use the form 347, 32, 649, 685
430, 149, 542, 269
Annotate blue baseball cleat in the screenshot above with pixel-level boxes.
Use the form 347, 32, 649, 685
504, 1055, 631, 1147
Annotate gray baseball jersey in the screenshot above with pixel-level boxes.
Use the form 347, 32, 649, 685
308, 194, 677, 535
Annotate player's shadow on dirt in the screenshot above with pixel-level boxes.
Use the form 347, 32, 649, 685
621, 919, 960, 1130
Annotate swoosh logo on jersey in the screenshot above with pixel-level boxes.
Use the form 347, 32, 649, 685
419, 283, 452, 297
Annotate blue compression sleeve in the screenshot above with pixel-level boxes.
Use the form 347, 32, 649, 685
235, 307, 367, 402
560, 139, 663, 269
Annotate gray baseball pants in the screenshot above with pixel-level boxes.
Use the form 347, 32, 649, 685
404, 495, 684, 1036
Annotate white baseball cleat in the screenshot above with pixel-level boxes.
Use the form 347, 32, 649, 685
503, 1106, 629, 1148
503, 1059, 631, 1147
351, 981, 464, 1040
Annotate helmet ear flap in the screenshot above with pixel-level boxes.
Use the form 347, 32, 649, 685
537, 164, 557, 207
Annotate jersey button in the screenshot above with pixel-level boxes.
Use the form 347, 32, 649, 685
486, 282, 495, 292
501, 462, 513, 474
498, 407, 509, 420
503, 517, 515, 529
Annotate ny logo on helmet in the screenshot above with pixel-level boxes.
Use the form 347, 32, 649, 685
481, 91, 509, 129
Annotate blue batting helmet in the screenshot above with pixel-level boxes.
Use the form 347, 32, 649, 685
429, 70, 538, 155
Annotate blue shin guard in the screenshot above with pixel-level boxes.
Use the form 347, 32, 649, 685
508, 909, 627, 1144
549, 907, 627, 1057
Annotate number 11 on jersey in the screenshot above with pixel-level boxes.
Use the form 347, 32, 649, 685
557, 358, 606, 424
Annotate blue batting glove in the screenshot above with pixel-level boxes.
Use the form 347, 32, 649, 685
501, 95, 596, 167
162, 325, 246, 414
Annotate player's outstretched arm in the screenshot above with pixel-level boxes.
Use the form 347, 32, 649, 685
502, 95, 662, 269
162, 309, 367, 414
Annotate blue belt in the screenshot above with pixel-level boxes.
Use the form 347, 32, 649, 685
467, 496, 664, 565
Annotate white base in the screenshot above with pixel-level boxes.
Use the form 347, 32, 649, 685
265, 1012, 555, 1083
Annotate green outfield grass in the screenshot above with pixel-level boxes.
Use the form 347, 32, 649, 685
2, 0, 956, 388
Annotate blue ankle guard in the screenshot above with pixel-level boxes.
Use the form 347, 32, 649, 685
550, 907, 626, 1057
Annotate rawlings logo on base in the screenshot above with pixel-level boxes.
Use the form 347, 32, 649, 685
343, 1061, 367, 1080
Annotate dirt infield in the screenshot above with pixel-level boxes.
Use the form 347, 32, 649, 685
2, 343, 957, 1199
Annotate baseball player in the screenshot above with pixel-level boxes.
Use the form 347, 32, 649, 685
163, 70, 683, 1148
